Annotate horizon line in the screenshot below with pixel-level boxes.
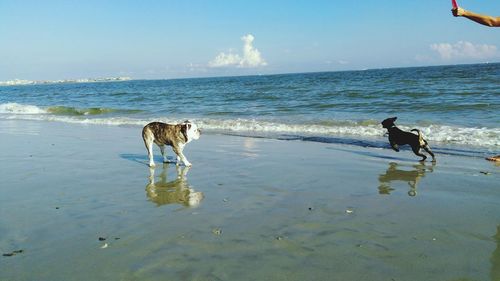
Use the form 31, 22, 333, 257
1, 61, 499, 86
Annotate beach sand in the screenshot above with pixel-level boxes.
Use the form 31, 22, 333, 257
1, 120, 499, 281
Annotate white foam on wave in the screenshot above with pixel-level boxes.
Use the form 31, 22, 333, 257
197, 119, 499, 147
394, 124, 499, 148
0, 103, 47, 114
1, 103, 498, 148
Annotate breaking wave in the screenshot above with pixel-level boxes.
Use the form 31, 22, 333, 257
0, 103, 47, 114
1, 103, 498, 149
0, 103, 142, 116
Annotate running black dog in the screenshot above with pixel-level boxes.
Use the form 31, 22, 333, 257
381, 117, 436, 162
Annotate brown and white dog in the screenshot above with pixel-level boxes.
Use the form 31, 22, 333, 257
142, 121, 201, 167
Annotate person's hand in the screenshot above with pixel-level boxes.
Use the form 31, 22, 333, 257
452, 7, 465, 17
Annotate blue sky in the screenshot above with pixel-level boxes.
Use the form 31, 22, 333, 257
0, 0, 499, 80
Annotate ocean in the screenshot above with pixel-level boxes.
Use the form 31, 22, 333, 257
1, 63, 499, 157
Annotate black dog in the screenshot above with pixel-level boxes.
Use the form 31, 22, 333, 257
381, 117, 436, 162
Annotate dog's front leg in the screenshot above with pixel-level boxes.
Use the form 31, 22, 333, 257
390, 142, 400, 152
173, 145, 192, 167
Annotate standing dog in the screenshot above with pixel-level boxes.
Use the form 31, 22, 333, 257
142, 121, 201, 167
381, 117, 435, 162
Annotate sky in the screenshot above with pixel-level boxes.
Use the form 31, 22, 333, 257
0, 0, 499, 80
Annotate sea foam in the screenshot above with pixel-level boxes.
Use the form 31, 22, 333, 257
0, 103, 47, 114
1, 103, 498, 149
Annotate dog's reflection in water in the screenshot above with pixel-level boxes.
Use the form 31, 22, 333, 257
378, 162, 435, 196
146, 164, 203, 207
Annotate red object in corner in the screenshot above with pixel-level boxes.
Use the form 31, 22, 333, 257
452, 0, 458, 9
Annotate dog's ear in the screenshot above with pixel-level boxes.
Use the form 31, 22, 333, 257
381, 117, 397, 128
180, 124, 189, 141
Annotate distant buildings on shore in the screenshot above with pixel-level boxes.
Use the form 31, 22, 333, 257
0, 77, 132, 86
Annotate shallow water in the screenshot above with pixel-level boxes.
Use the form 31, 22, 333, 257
1, 121, 499, 281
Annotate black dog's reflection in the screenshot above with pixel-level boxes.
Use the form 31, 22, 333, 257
378, 162, 435, 196
146, 164, 203, 207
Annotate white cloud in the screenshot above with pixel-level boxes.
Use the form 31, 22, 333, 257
430, 41, 497, 60
209, 34, 267, 68
209, 52, 242, 68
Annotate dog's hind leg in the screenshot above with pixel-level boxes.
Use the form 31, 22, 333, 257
423, 144, 436, 162
142, 128, 156, 167
411, 146, 427, 161
159, 145, 169, 163
146, 142, 155, 167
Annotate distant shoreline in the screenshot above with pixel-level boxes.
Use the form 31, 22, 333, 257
2, 62, 498, 86
0, 77, 132, 86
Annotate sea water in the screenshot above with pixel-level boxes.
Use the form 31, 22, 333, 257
1, 63, 498, 156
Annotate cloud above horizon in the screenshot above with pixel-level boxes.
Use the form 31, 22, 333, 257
430, 41, 497, 60
209, 34, 267, 68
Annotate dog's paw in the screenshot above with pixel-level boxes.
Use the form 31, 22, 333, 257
184, 162, 192, 167
148, 163, 156, 168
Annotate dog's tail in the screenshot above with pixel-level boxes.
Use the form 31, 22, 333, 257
411, 129, 427, 146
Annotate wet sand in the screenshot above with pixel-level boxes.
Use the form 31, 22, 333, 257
0, 120, 499, 281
